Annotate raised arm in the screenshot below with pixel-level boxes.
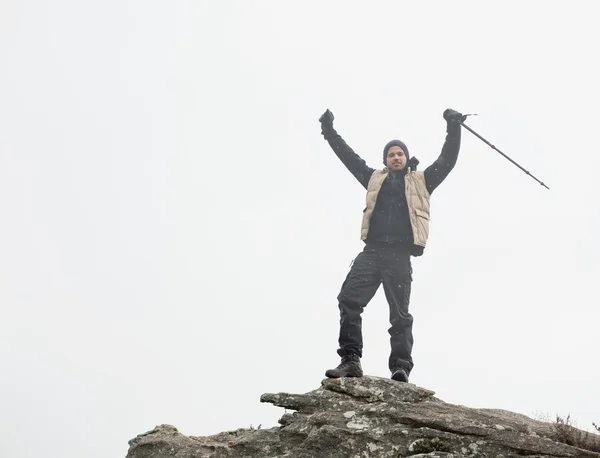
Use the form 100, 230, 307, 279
319, 109, 374, 189
424, 108, 465, 194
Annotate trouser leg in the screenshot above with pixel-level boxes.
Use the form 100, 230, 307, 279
380, 247, 414, 374
336, 248, 381, 358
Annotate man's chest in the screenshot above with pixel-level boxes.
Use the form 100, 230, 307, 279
379, 176, 407, 199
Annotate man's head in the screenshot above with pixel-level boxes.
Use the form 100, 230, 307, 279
383, 139, 410, 172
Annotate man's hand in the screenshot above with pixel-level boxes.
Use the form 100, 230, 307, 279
443, 108, 466, 124
319, 109, 334, 126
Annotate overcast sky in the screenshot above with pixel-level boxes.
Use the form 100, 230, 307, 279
1, 1, 599, 457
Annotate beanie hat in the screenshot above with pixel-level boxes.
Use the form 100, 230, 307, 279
383, 139, 420, 171
383, 139, 410, 166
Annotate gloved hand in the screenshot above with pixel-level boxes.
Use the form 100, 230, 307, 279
319, 109, 334, 126
443, 108, 466, 124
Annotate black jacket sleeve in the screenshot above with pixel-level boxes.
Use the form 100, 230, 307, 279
424, 122, 462, 194
322, 126, 374, 189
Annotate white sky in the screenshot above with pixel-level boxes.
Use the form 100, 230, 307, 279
1, 1, 599, 457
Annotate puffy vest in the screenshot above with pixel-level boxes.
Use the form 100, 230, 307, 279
361, 169, 431, 254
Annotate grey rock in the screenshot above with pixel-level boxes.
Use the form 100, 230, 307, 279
125, 376, 600, 458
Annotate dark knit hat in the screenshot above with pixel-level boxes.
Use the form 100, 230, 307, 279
383, 139, 409, 165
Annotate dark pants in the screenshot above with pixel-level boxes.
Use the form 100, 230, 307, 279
336, 242, 414, 374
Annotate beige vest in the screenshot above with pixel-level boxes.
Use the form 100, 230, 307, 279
360, 169, 431, 249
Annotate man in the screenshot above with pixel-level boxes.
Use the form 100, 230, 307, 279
319, 107, 465, 383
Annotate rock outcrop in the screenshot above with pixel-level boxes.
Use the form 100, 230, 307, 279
125, 376, 600, 458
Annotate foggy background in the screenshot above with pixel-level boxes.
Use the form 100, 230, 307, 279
1, 1, 598, 457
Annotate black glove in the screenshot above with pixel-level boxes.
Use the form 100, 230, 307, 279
319, 109, 334, 126
443, 108, 466, 124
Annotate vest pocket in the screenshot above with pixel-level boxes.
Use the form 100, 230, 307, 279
414, 208, 429, 219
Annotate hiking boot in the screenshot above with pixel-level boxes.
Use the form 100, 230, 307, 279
391, 367, 409, 383
325, 354, 363, 378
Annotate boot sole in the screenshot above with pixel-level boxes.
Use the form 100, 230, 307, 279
325, 370, 363, 378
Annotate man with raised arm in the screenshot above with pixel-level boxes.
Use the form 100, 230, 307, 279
319, 108, 465, 383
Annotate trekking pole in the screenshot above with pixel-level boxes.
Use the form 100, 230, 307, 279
459, 115, 549, 190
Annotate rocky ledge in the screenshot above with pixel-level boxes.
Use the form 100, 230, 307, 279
125, 376, 600, 458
